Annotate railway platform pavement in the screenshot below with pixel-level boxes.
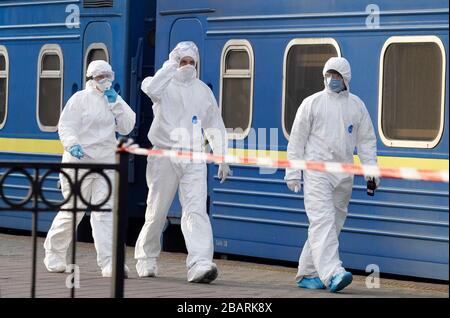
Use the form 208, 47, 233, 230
0, 233, 447, 299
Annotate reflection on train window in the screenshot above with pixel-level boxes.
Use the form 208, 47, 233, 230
283, 39, 340, 137
84, 43, 109, 85
380, 36, 446, 148
220, 40, 254, 139
0, 46, 8, 129
37, 45, 63, 132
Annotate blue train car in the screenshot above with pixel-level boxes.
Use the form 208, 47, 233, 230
153, 0, 449, 280
1, 0, 448, 280
0, 0, 156, 230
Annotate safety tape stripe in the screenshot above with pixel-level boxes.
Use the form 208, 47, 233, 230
122, 146, 449, 183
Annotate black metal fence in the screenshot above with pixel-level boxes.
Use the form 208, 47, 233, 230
0, 144, 129, 298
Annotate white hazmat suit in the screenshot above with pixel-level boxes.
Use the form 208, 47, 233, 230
285, 57, 377, 287
44, 60, 136, 277
135, 41, 228, 283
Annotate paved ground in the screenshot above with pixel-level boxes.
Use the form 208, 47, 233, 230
0, 233, 448, 298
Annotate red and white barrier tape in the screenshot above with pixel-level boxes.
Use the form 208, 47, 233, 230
120, 146, 449, 183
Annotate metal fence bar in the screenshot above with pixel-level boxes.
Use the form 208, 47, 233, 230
71, 169, 78, 298
111, 144, 129, 298
31, 168, 39, 298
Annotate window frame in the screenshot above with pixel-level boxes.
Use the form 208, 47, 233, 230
378, 35, 446, 149
36, 44, 64, 132
219, 39, 254, 140
83, 42, 110, 88
282, 38, 341, 140
0, 45, 9, 130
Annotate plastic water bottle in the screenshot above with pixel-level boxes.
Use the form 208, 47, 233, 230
192, 115, 203, 153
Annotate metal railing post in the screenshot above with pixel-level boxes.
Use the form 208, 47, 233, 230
30, 168, 39, 298
70, 169, 79, 298
111, 145, 129, 298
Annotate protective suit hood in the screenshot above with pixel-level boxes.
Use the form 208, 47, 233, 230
171, 41, 199, 65
86, 60, 115, 80
171, 41, 199, 85
323, 57, 351, 93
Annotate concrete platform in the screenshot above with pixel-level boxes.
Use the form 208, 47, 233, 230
0, 233, 447, 298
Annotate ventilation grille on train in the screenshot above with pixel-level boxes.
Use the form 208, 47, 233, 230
84, 0, 113, 8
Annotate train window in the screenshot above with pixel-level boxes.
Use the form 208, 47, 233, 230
220, 40, 254, 139
43, 54, 61, 71
84, 43, 109, 86
0, 46, 8, 129
282, 39, 341, 138
379, 36, 446, 148
37, 44, 63, 132
87, 49, 107, 64
226, 51, 249, 70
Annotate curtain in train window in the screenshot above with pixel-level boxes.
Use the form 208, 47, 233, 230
37, 46, 63, 132
221, 41, 253, 139
381, 42, 443, 143
284, 44, 338, 135
0, 49, 8, 129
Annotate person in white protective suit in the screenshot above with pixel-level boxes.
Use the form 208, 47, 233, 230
285, 57, 379, 292
135, 41, 231, 283
43, 60, 136, 277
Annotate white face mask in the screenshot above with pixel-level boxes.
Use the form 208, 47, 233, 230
95, 78, 112, 92
175, 64, 196, 83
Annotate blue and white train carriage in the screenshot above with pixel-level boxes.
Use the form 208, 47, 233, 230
0, 0, 448, 280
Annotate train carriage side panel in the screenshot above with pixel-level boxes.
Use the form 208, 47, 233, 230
155, 0, 449, 280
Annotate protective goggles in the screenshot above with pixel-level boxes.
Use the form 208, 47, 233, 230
92, 71, 115, 82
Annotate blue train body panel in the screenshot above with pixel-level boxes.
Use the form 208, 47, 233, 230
0, 0, 448, 280
0, 0, 156, 228
156, 0, 449, 280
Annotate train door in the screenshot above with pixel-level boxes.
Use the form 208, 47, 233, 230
76, 22, 112, 242
169, 18, 204, 78
82, 22, 112, 88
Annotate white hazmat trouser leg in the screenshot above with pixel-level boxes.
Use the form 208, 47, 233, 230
177, 162, 216, 279
44, 171, 92, 271
134, 156, 179, 276
296, 239, 319, 280
89, 172, 114, 271
295, 171, 352, 286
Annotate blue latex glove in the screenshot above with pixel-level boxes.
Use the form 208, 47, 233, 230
69, 144, 84, 159
104, 88, 118, 103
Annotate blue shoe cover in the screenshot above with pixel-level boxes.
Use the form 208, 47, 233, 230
329, 271, 353, 293
297, 277, 326, 289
